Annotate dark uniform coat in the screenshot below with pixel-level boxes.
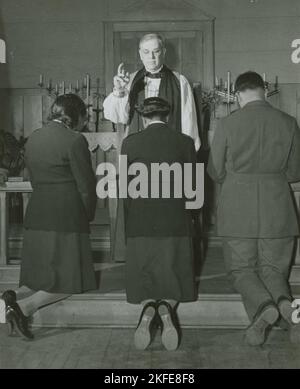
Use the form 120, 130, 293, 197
24, 121, 96, 232
121, 122, 197, 303
20, 121, 97, 293
208, 100, 300, 238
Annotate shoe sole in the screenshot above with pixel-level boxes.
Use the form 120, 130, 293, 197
246, 306, 279, 346
279, 300, 294, 324
0, 299, 5, 324
134, 307, 155, 350
259, 306, 279, 326
161, 316, 179, 351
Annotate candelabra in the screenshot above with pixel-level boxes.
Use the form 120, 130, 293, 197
92, 78, 106, 132
263, 73, 280, 98
38, 74, 92, 98
38, 74, 105, 131
215, 71, 236, 115
214, 71, 280, 115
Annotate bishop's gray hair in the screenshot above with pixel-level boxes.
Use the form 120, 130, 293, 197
139, 33, 165, 50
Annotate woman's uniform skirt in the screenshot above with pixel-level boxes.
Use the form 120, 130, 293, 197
125, 236, 196, 304
19, 229, 97, 294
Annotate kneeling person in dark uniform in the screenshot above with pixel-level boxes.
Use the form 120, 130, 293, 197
121, 97, 198, 351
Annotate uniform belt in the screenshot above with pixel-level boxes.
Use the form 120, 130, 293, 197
226, 171, 285, 181
33, 181, 77, 191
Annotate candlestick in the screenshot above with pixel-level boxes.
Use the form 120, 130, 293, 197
215, 76, 219, 88
86, 74, 90, 98
227, 71, 231, 104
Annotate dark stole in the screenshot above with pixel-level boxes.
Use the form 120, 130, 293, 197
128, 65, 181, 132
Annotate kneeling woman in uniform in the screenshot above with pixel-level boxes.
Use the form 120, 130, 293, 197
0, 94, 97, 339
121, 97, 197, 351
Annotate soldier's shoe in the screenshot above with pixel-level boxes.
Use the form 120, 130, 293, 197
246, 304, 279, 346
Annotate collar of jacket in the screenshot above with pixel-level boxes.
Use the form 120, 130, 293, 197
146, 122, 168, 129
243, 100, 270, 109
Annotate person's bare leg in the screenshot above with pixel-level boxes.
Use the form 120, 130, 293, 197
17, 291, 71, 317
15, 286, 36, 300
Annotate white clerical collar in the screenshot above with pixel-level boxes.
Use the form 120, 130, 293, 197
53, 119, 70, 129
145, 65, 164, 75
148, 120, 166, 125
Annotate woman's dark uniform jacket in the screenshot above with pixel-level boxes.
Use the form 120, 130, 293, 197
121, 122, 197, 238
20, 121, 97, 294
24, 121, 97, 232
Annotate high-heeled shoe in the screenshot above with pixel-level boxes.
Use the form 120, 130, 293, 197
134, 301, 158, 350
157, 301, 179, 351
1, 290, 34, 340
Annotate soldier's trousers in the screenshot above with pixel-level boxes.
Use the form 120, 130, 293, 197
222, 237, 295, 322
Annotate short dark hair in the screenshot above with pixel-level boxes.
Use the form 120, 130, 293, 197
48, 94, 87, 129
234, 71, 265, 93
135, 97, 170, 119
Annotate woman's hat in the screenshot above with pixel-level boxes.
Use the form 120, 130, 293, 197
135, 97, 170, 117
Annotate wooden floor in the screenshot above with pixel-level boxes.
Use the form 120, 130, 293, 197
0, 325, 300, 369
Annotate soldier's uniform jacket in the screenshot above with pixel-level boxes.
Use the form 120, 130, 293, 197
208, 100, 300, 238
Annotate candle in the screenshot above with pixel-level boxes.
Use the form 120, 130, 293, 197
76, 80, 79, 91
215, 76, 219, 88
55, 84, 58, 94
48, 78, 52, 90
62, 81, 65, 94
227, 71, 231, 103
263, 73, 266, 83
39, 74, 43, 85
69, 83, 72, 93
86, 74, 90, 98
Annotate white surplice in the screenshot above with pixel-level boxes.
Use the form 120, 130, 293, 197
103, 71, 201, 151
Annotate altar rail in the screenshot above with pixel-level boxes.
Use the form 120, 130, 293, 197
1, 174, 300, 267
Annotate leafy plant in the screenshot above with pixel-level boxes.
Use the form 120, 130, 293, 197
0, 130, 27, 176
201, 90, 221, 112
